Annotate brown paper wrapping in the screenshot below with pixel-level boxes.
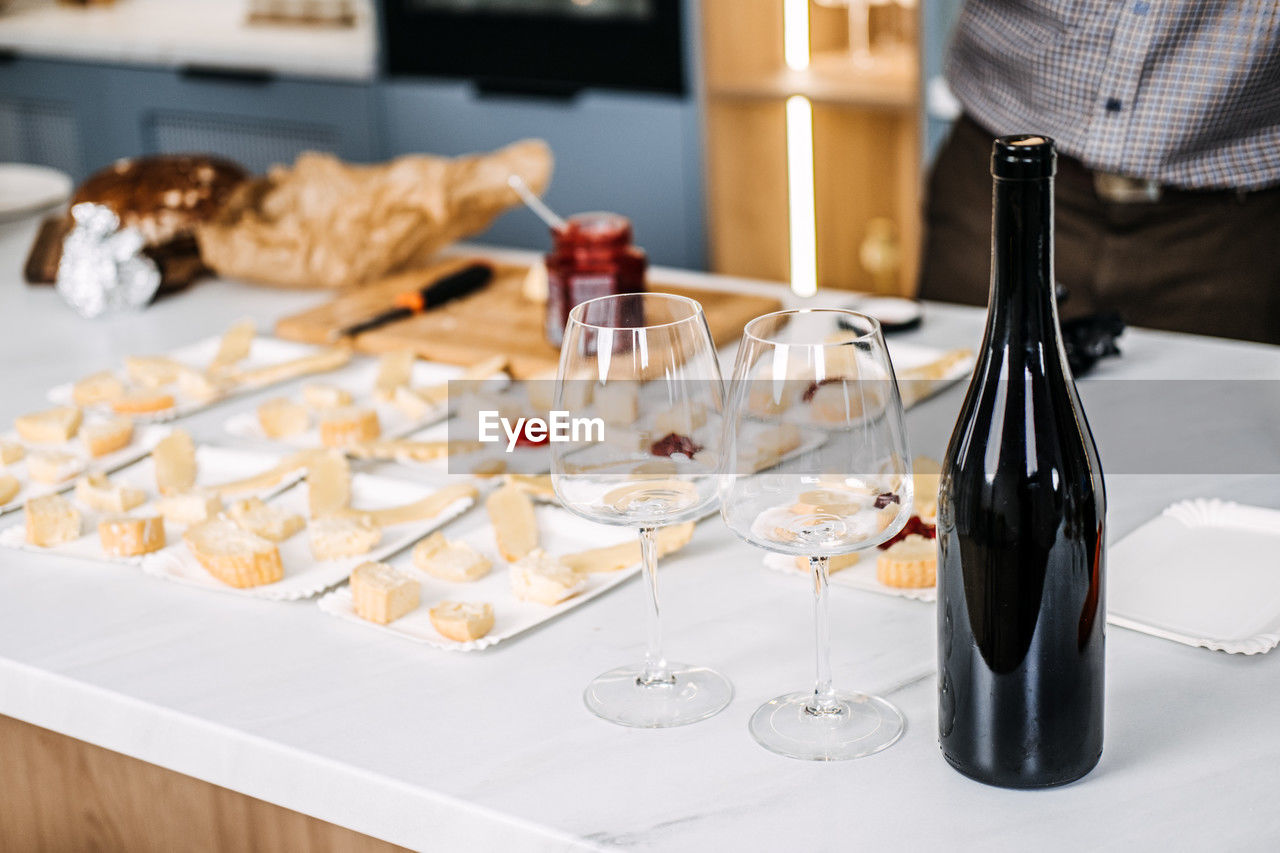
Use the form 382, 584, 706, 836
197, 139, 553, 289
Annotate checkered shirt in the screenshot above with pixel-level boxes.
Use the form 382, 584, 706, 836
946, 0, 1280, 190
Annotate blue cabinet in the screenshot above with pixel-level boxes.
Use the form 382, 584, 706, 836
0, 57, 705, 268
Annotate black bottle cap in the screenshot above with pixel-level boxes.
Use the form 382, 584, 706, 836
991, 135, 1057, 180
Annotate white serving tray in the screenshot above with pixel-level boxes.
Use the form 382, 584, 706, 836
0, 422, 167, 515
1108, 498, 1280, 655
140, 472, 473, 601
48, 335, 334, 423
318, 503, 640, 651
223, 357, 462, 451
763, 551, 936, 602
0, 445, 302, 565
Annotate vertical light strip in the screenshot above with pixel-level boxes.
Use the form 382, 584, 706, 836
786, 94, 818, 298
783, 0, 811, 71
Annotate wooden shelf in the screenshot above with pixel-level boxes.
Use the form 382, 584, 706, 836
706, 50, 917, 111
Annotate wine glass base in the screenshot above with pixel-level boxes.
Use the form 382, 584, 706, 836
584, 663, 733, 728
749, 690, 904, 760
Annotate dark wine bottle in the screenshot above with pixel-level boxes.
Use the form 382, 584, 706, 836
936, 136, 1106, 788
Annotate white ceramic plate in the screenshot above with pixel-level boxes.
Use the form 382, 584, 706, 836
0, 422, 167, 515
0, 163, 72, 222
318, 503, 639, 651
48, 335, 335, 423
0, 445, 303, 565
1107, 498, 1280, 654
140, 473, 474, 601
222, 358, 461, 451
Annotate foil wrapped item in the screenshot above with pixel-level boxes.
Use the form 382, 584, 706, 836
55, 202, 162, 318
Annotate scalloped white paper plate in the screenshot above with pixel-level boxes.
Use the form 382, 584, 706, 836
222, 358, 462, 451
1107, 498, 1280, 654
762, 552, 936, 602
140, 473, 473, 601
48, 336, 332, 423
0, 423, 167, 515
0, 445, 302, 566
318, 503, 637, 651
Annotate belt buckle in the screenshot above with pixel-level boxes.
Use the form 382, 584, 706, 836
1093, 172, 1162, 203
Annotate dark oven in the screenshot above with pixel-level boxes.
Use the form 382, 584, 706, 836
379, 0, 685, 97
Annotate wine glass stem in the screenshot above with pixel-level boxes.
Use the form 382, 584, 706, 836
638, 526, 674, 686
808, 555, 839, 714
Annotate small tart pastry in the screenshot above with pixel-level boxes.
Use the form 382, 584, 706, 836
510, 549, 586, 605
317, 406, 380, 447
876, 534, 938, 589
429, 601, 495, 642
412, 532, 491, 582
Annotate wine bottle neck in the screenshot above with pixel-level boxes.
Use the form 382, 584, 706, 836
987, 177, 1061, 346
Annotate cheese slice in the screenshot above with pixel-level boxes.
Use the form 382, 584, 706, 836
25, 494, 81, 547
155, 490, 223, 526
111, 388, 176, 415
27, 450, 84, 484
301, 383, 352, 410
15, 406, 82, 444
0, 440, 24, 466
429, 601, 494, 642
307, 450, 350, 519
81, 416, 134, 458
317, 407, 380, 447
72, 371, 125, 407
485, 483, 538, 561
208, 318, 255, 374
309, 516, 380, 560
227, 497, 304, 542
373, 350, 415, 402
184, 518, 284, 588
75, 473, 146, 513
99, 515, 166, 557
412, 532, 491, 582
510, 549, 585, 605
153, 429, 197, 495
561, 523, 695, 574
257, 397, 309, 439
125, 355, 183, 388
350, 561, 419, 624
0, 474, 18, 505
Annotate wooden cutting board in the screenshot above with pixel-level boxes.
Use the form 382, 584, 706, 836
274, 258, 782, 378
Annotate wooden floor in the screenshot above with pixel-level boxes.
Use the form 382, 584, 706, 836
0, 715, 408, 853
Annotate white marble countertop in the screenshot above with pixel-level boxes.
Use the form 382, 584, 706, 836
2, 216, 1280, 851
0, 0, 376, 81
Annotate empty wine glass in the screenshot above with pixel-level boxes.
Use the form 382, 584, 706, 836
720, 309, 912, 760
551, 292, 732, 728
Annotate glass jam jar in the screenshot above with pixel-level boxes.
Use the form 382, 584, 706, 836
545, 212, 647, 346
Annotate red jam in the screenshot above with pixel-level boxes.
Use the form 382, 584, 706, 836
650, 433, 702, 459
545, 212, 647, 346
878, 514, 936, 549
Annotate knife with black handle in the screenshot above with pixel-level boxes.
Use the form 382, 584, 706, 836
336, 262, 494, 339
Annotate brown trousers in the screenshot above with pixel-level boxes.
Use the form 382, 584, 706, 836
918, 115, 1280, 345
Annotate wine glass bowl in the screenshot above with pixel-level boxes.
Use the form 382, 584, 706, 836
551, 292, 732, 728
720, 308, 913, 760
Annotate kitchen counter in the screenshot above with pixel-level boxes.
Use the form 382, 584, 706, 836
2, 216, 1279, 851
0, 0, 376, 80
